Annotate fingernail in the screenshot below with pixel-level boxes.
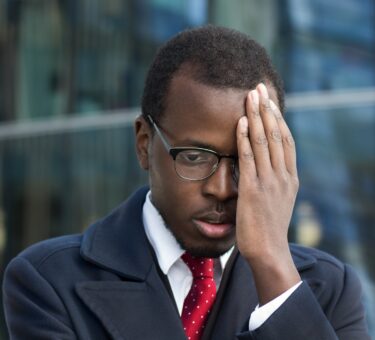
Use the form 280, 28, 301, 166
270, 100, 283, 119
250, 90, 259, 106
269, 100, 278, 111
239, 116, 248, 130
257, 83, 269, 99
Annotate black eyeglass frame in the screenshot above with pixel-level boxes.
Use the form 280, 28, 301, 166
147, 115, 239, 182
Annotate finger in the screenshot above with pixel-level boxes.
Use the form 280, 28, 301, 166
270, 100, 297, 176
236, 116, 257, 180
257, 83, 286, 173
246, 89, 272, 175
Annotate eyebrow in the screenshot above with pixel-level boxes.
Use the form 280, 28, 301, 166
156, 121, 236, 156
174, 138, 238, 158
173, 138, 219, 151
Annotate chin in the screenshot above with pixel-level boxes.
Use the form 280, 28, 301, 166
180, 239, 235, 258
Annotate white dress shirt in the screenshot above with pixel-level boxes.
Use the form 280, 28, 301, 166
142, 191, 301, 331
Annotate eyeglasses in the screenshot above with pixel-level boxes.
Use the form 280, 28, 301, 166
147, 115, 239, 182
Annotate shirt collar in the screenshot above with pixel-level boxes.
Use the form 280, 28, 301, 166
142, 191, 233, 275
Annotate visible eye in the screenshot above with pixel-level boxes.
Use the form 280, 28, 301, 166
179, 151, 209, 163
176, 150, 218, 168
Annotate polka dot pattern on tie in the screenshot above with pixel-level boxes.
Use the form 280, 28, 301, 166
181, 252, 217, 340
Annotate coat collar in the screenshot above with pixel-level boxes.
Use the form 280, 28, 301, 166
80, 186, 152, 281
291, 244, 317, 271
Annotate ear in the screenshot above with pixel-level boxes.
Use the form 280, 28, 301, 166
134, 116, 152, 170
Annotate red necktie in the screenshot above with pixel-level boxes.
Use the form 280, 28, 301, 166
181, 253, 217, 340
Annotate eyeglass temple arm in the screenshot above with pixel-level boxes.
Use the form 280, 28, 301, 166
147, 115, 172, 152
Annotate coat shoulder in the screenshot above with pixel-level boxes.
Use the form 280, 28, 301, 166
15, 234, 82, 269
290, 243, 345, 272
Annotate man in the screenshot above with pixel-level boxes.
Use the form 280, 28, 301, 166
3, 26, 370, 339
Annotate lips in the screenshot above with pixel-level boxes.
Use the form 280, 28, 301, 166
192, 212, 235, 239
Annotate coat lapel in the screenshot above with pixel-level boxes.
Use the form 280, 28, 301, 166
75, 267, 185, 340
76, 187, 186, 340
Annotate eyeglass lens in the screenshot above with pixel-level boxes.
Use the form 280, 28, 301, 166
174, 149, 238, 181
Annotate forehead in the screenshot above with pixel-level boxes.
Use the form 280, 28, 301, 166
163, 75, 247, 135
161, 75, 278, 153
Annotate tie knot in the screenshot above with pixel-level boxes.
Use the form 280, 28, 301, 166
181, 252, 214, 279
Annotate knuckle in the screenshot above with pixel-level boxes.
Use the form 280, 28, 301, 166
240, 151, 254, 161
253, 135, 268, 146
292, 176, 300, 188
261, 99, 271, 111
270, 130, 282, 142
275, 113, 283, 121
278, 172, 289, 186
279, 172, 299, 189
283, 135, 295, 146
251, 109, 260, 117
258, 175, 277, 192
255, 180, 266, 192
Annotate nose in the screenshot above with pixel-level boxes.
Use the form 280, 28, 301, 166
201, 158, 238, 202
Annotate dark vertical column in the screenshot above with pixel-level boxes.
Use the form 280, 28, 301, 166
1, 0, 22, 121
61, 0, 79, 115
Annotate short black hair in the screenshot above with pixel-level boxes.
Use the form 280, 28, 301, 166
142, 25, 284, 123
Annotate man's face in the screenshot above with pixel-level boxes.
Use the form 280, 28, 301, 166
136, 74, 278, 257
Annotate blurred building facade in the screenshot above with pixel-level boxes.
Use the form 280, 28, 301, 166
0, 0, 374, 338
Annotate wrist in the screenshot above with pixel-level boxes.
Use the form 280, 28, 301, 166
244, 249, 301, 305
